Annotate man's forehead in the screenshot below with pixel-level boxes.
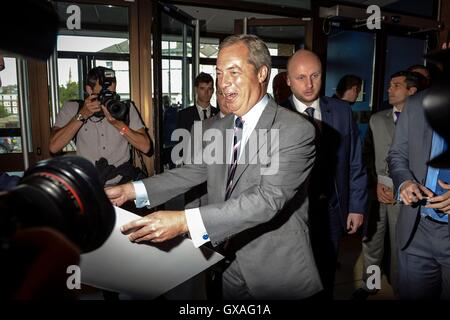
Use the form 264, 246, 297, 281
198, 82, 213, 87
391, 76, 406, 84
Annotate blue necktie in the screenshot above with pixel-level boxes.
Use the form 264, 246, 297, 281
394, 111, 401, 124
305, 107, 315, 120
225, 117, 244, 200
203, 109, 208, 120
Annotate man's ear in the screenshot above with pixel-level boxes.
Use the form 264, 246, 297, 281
409, 87, 418, 96
257, 65, 269, 84
286, 74, 291, 87
85, 85, 93, 95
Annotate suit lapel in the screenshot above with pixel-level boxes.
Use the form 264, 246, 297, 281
192, 105, 201, 121
227, 99, 277, 197
320, 97, 333, 126
420, 108, 433, 181
383, 109, 395, 139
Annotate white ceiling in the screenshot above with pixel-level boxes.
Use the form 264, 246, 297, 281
176, 5, 288, 34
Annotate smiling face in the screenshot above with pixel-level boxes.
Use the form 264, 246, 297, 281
216, 42, 268, 117
287, 50, 322, 106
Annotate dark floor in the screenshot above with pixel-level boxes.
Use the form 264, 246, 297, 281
334, 233, 397, 300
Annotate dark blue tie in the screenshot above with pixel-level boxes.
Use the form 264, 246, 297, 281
225, 117, 244, 200
394, 111, 401, 124
305, 107, 315, 120
203, 109, 208, 120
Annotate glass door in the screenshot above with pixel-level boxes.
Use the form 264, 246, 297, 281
153, 3, 197, 172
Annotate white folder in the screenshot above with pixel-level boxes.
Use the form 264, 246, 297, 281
80, 206, 223, 299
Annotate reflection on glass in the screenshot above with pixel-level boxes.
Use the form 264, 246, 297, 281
57, 58, 79, 110
0, 57, 22, 154
0, 136, 21, 154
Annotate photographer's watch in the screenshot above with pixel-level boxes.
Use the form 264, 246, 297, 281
75, 113, 87, 124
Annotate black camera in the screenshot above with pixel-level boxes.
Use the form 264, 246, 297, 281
0, 156, 115, 253
94, 68, 129, 122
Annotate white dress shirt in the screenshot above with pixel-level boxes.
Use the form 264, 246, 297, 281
133, 95, 270, 248
185, 94, 269, 247
292, 95, 321, 121
393, 106, 401, 123
196, 103, 213, 120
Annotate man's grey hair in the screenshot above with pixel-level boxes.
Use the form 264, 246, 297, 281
219, 34, 271, 81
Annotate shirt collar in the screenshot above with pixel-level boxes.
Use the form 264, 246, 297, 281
292, 95, 320, 114
236, 94, 269, 128
392, 106, 402, 122
292, 95, 322, 120
393, 105, 402, 113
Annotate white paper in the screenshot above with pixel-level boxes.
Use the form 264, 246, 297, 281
80, 206, 223, 299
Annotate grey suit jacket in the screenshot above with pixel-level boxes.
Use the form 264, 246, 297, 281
388, 90, 450, 249
369, 108, 396, 179
142, 98, 322, 299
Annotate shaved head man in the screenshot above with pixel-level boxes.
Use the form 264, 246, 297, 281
282, 49, 368, 299
287, 50, 323, 106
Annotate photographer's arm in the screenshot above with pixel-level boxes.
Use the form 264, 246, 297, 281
101, 105, 151, 154
49, 97, 101, 154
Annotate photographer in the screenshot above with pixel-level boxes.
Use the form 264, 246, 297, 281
49, 67, 151, 186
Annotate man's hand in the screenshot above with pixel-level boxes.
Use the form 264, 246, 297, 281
80, 95, 101, 118
101, 105, 125, 130
105, 182, 136, 207
426, 180, 450, 214
347, 213, 363, 234
399, 180, 433, 205
120, 211, 188, 243
376, 183, 395, 204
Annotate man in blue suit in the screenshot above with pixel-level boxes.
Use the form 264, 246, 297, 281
283, 49, 368, 298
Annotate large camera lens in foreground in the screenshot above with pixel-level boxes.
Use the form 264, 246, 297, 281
0, 156, 115, 252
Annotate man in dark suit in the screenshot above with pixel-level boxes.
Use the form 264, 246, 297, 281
106, 34, 322, 299
176, 72, 218, 132
388, 89, 450, 299
283, 49, 368, 298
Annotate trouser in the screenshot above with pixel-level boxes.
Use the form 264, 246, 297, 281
361, 202, 400, 293
310, 198, 342, 299
398, 215, 450, 299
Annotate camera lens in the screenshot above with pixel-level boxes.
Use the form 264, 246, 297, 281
0, 156, 115, 253
106, 99, 128, 122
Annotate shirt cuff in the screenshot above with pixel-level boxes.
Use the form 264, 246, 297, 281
185, 208, 210, 248
132, 180, 150, 208
397, 181, 409, 201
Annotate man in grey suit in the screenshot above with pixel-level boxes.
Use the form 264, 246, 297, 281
106, 34, 322, 299
388, 87, 450, 299
353, 71, 419, 299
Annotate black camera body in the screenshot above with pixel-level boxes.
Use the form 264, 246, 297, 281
94, 68, 129, 122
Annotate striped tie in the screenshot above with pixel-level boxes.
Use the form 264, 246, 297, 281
225, 117, 244, 200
